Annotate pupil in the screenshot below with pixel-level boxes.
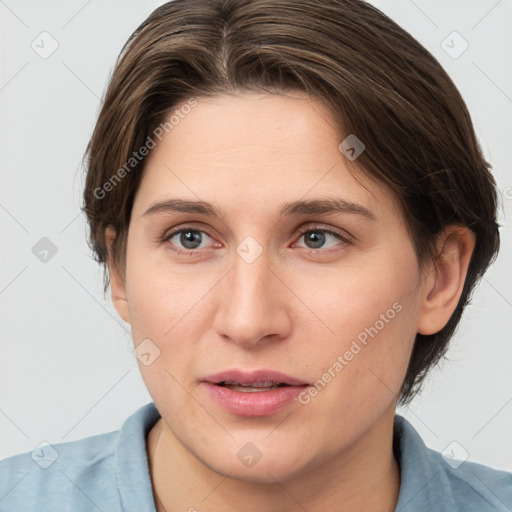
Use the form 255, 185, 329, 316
305, 231, 325, 249
181, 231, 202, 249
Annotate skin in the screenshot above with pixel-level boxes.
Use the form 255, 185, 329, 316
106, 92, 475, 512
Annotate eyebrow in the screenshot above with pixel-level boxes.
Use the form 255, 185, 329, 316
142, 198, 376, 221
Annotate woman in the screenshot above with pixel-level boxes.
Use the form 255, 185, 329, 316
1, 0, 510, 510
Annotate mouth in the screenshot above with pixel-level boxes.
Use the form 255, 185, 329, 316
216, 381, 293, 392
201, 369, 310, 416
203, 369, 309, 388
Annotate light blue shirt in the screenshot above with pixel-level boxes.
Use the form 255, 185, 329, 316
1, 402, 511, 511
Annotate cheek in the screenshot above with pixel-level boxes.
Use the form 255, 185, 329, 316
299, 247, 419, 338
293, 246, 421, 401
124, 242, 228, 400
124, 258, 205, 418
125, 244, 213, 340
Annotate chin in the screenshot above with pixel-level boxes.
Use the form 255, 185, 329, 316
210, 459, 307, 484
192, 438, 323, 485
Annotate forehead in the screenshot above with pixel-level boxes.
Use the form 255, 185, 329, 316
134, 92, 399, 222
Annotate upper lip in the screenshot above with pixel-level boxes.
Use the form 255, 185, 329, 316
203, 369, 309, 386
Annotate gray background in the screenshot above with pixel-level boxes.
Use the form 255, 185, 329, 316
1, 0, 511, 471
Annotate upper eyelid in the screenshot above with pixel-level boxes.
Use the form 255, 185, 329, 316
295, 224, 351, 238
165, 223, 347, 236
164, 223, 214, 238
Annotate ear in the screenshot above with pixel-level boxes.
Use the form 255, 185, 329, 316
105, 226, 131, 324
417, 226, 476, 335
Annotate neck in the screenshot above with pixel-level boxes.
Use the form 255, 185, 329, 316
147, 408, 400, 512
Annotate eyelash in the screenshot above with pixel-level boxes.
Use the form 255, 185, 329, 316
162, 224, 352, 256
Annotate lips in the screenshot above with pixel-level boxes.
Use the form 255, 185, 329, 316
202, 369, 310, 416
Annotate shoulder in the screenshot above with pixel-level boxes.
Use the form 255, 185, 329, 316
0, 430, 120, 512
394, 415, 512, 511
443, 457, 512, 509
0, 402, 160, 512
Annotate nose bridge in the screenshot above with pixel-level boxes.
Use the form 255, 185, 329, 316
231, 250, 270, 309
214, 244, 290, 346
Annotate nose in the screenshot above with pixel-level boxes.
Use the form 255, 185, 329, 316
213, 248, 292, 348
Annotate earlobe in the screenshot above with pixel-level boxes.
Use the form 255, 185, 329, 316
105, 226, 131, 324
417, 226, 476, 335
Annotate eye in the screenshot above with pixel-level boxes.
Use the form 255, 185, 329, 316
164, 228, 217, 253
294, 227, 350, 250
162, 225, 350, 255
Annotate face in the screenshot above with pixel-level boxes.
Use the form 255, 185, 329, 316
113, 92, 428, 482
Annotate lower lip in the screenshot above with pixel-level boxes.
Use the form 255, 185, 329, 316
202, 382, 308, 417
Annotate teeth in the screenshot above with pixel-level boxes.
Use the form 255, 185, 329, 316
218, 381, 287, 392
222, 381, 281, 387
226, 384, 279, 392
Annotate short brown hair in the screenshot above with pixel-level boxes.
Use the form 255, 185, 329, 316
82, 0, 500, 404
